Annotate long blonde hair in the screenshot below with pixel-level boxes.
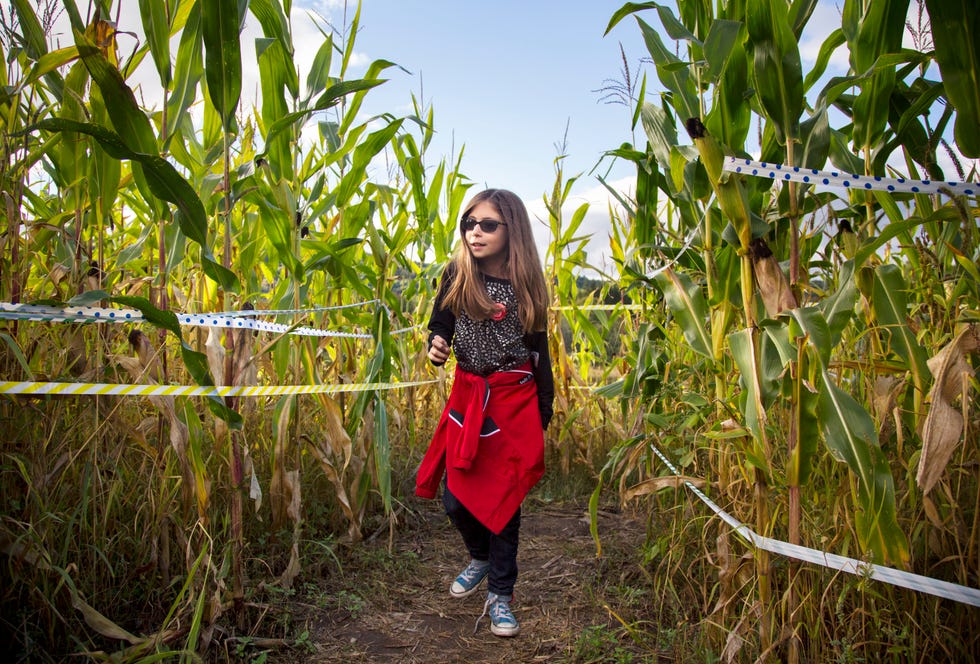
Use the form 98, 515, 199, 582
441, 189, 549, 332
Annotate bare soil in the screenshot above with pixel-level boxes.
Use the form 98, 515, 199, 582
278, 497, 671, 663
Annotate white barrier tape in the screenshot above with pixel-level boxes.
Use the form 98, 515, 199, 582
0, 303, 417, 338
646, 442, 980, 607
0, 303, 143, 323
174, 312, 368, 338
724, 157, 979, 196
211, 300, 381, 317
0, 378, 437, 398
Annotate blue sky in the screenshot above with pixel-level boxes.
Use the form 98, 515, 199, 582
336, 0, 651, 202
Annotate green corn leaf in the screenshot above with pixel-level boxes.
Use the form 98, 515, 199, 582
258, 79, 384, 160
803, 28, 846, 93
788, 0, 819, 38
605, 2, 660, 34
871, 264, 931, 393
782, 309, 820, 487
89, 131, 122, 224
817, 370, 907, 565
335, 119, 403, 207
787, 307, 832, 377
799, 108, 830, 170
842, 0, 909, 151
654, 268, 712, 358
746, 0, 804, 145
925, 0, 980, 157
25, 46, 80, 88
818, 260, 857, 346
635, 152, 660, 250
305, 33, 334, 97
31, 118, 237, 292
202, 0, 242, 134
256, 37, 292, 180
139, 0, 172, 87
702, 19, 742, 82
637, 18, 699, 123
11, 0, 47, 59
785, 306, 908, 564
0, 332, 33, 380
704, 25, 750, 150
374, 397, 391, 512
639, 101, 678, 173
75, 31, 158, 155
249, 0, 299, 98
257, 202, 304, 281
61, 0, 85, 32
729, 327, 768, 456
165, 0, 204, 148
338, 59, 399, 135
34, 119, 200, 241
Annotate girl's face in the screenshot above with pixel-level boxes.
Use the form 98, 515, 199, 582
463, 200, 509, 267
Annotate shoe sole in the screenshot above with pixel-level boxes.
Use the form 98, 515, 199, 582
491, 623, 520, 637
449, 576, 486, 598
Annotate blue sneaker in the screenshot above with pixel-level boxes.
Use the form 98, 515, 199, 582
450, 559, 489, 598
477, 592, 520, 637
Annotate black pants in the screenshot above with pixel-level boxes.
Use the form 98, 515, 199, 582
442, 483, 521, 597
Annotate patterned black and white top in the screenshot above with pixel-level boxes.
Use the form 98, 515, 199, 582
427, 267, 554, 429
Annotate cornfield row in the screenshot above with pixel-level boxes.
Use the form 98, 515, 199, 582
1, 0, 978, 661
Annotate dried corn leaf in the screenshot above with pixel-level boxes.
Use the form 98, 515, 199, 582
721, 612, 751, 664
285, 469, 301, 524
205, 327, 225, 385
917, 324, 979, 493
2, 535, 143, 646
319, 394, 352, 461
873, 375, 904, 440
872, 376, 903, 423
712, 530, 735, 615
922, 495, 944, 528
72, 594, 142, 645
623, 475, 706, 502
277, 470, 303, 588
750, 238, 798, 317
129, 329, 162, 383
270, 396, 291, 526
245, 451, 262, 513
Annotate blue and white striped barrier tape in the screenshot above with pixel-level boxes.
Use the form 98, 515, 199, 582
0, 303, 419, 338
724, 157, 979, 196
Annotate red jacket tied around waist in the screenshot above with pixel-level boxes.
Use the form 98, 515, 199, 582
415, 361, 545, 534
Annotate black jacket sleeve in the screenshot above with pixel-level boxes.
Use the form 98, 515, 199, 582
526, 330, 555, 430
427, 267, 456, 366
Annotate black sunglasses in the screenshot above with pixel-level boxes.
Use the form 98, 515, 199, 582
461, 217, 507, 233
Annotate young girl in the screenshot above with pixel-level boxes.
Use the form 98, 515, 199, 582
415, 188, 554, 637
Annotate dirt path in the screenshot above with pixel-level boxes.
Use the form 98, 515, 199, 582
283, 498, 660, 663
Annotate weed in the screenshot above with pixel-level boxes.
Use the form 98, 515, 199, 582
334, 590, 365, 618
572, 624, 638, 663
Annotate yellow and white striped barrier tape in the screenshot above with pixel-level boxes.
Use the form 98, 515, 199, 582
0, 379, 437, 398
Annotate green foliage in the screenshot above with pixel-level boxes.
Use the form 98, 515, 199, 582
594, 0, 980, 661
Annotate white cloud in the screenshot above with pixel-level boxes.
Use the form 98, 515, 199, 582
525, 175, 635, 274
799, 2, 849, 72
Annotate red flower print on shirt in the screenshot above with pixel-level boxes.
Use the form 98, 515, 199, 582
491, 303, 507, 321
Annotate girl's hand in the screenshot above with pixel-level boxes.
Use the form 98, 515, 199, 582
428, 335, 450, 365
